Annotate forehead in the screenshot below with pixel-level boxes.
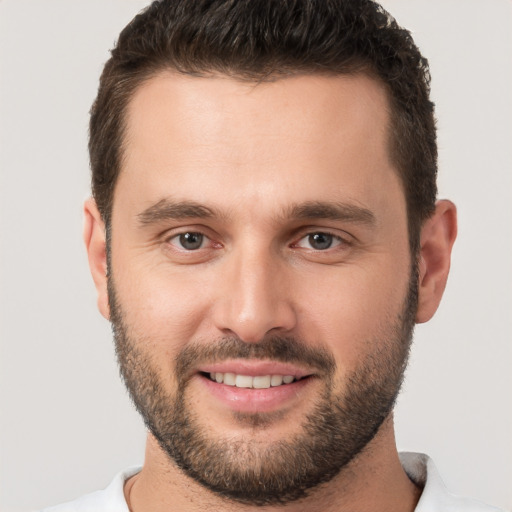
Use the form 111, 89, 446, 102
116, 71, 402, 222
124, 71, 391, 157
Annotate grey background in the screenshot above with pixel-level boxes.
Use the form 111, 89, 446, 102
1, 1, 511, 510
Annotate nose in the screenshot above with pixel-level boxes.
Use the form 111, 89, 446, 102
212, 246, 297, 343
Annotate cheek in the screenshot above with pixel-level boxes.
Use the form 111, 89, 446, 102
295, 258, 411, 371
111, 253, 215, 359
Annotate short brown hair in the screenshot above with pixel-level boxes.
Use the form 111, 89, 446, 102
89, 0, 437, 252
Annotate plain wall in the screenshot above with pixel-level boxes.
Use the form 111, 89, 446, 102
1, 1, 511, 510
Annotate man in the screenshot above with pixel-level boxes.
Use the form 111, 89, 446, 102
42, 1, 501, 511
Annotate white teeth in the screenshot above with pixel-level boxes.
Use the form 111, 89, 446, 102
270, 375, 283, 386
253, 375, 271, 389
208, 372, 299, 388
223, 372, 236, 386
235, 375, 253, 388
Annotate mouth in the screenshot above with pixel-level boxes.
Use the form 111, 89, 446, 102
201, 371, 308, 389
194, 361, 316, 414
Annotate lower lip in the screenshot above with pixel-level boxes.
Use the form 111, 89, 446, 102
197, 374, 313, 413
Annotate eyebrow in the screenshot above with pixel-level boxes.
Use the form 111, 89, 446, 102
137, 199, 217, 225
284, 201, 376, 225
137, 198, 375, 227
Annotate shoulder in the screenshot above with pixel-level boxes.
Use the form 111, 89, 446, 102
400, 452, 505, 512
39, 466, 141, 512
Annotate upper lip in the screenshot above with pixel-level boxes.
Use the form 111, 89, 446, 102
197, 360, 314, 379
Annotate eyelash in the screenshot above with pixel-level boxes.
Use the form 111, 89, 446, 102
293, 231, 348, 251
165, 229, 351, 252
166, 231, 217, 251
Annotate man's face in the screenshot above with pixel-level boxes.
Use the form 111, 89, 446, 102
107, 72, 415, 504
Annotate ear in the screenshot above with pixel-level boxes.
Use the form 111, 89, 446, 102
416, 200, 457, 324
83, 198, 110, 320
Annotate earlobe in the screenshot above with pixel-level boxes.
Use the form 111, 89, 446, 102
83, 198, 110, 320
416, 200, 458, 324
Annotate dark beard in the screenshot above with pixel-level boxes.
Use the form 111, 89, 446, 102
108, 272, 417, 506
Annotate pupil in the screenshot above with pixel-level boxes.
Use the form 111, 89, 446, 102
309, 233, 332, 250
180, 232, 203, 250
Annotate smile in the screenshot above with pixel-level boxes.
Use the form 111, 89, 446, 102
196, 362, 315, 412
207, 372, 302, 389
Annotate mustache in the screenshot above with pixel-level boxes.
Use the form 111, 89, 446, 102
175, 336, 336, 382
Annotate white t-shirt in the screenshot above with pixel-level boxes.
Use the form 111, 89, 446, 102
40, 453, 505, 512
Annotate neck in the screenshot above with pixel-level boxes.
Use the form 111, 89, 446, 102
125, 416, 421, 512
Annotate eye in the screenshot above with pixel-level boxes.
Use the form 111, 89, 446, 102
169, 232, 207, 250
296, 232, 342, 250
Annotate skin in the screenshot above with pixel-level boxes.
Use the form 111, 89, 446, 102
84, 72, 457, 511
